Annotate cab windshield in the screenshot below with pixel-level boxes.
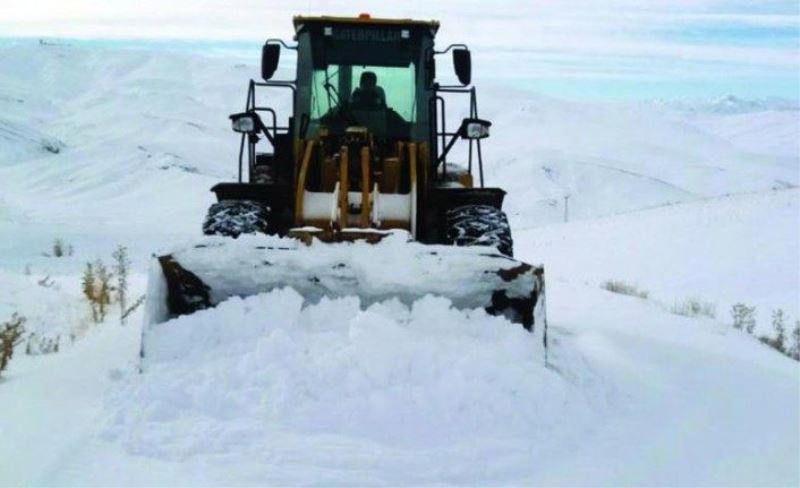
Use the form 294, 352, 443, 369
297, 25, 425, 140
310, 64, 417, 123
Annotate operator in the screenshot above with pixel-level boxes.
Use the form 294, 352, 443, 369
351, 71, 386, 109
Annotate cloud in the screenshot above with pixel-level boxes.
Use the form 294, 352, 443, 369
1, 0, 797, 99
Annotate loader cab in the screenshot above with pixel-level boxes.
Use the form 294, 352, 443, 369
292, 16, 436, 145
217, 14, 503, 243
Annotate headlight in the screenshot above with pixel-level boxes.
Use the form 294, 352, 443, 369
231, 115, 255, 133
466, 122, 489, 139
229, 112, 261, 134
461, 118, 492, 140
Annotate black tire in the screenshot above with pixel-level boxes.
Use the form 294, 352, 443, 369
445, 204, 514, 257
202, 200, 270, 238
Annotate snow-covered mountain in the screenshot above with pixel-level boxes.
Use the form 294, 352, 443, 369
0, 41, 798, 486
650, 94, 800, 115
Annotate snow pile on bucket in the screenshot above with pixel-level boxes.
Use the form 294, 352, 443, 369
144, 233, 545, 329
104, 289, 576, 482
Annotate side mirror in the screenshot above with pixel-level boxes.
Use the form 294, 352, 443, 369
453, 48, 471, 86
261, 43, 280, 81
460, 118, 491, 139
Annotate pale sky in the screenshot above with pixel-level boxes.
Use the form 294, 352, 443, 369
1, 0, 798, 100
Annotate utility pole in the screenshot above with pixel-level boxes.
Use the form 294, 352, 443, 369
564, 195, 570, 222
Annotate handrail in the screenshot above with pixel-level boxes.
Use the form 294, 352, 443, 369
236, 78, 297, 183
430, 85, 484, 187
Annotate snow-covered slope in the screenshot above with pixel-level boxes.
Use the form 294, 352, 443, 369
0, 42, 244, 271
0, 41, 796, 249
0, 41, 798, 486
689, 110, 800, 161
651, 95, 800, 116
517, 188, 800, 331
490, 94, 797, 227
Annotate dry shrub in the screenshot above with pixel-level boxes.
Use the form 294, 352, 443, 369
671, 297, 716, 319
1, 314, 26, 375
601, 280, 649, 299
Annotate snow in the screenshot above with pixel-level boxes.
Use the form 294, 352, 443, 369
689, 110, 800, 160
475, 89, 798, 229
5, 283, 798, 486
0, 270, 84, 338
0, 317, 141, 486
517, 188, 800, 333
131, 291, 550, 467
651, 95, 800, 116
0, 40, 798, 485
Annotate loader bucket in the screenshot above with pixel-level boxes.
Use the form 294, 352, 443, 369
143, 234, 546, 354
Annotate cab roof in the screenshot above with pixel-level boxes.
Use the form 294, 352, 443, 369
293, 15, 440, 34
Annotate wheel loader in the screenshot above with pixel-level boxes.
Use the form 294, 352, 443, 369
144, 14, 546, 354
